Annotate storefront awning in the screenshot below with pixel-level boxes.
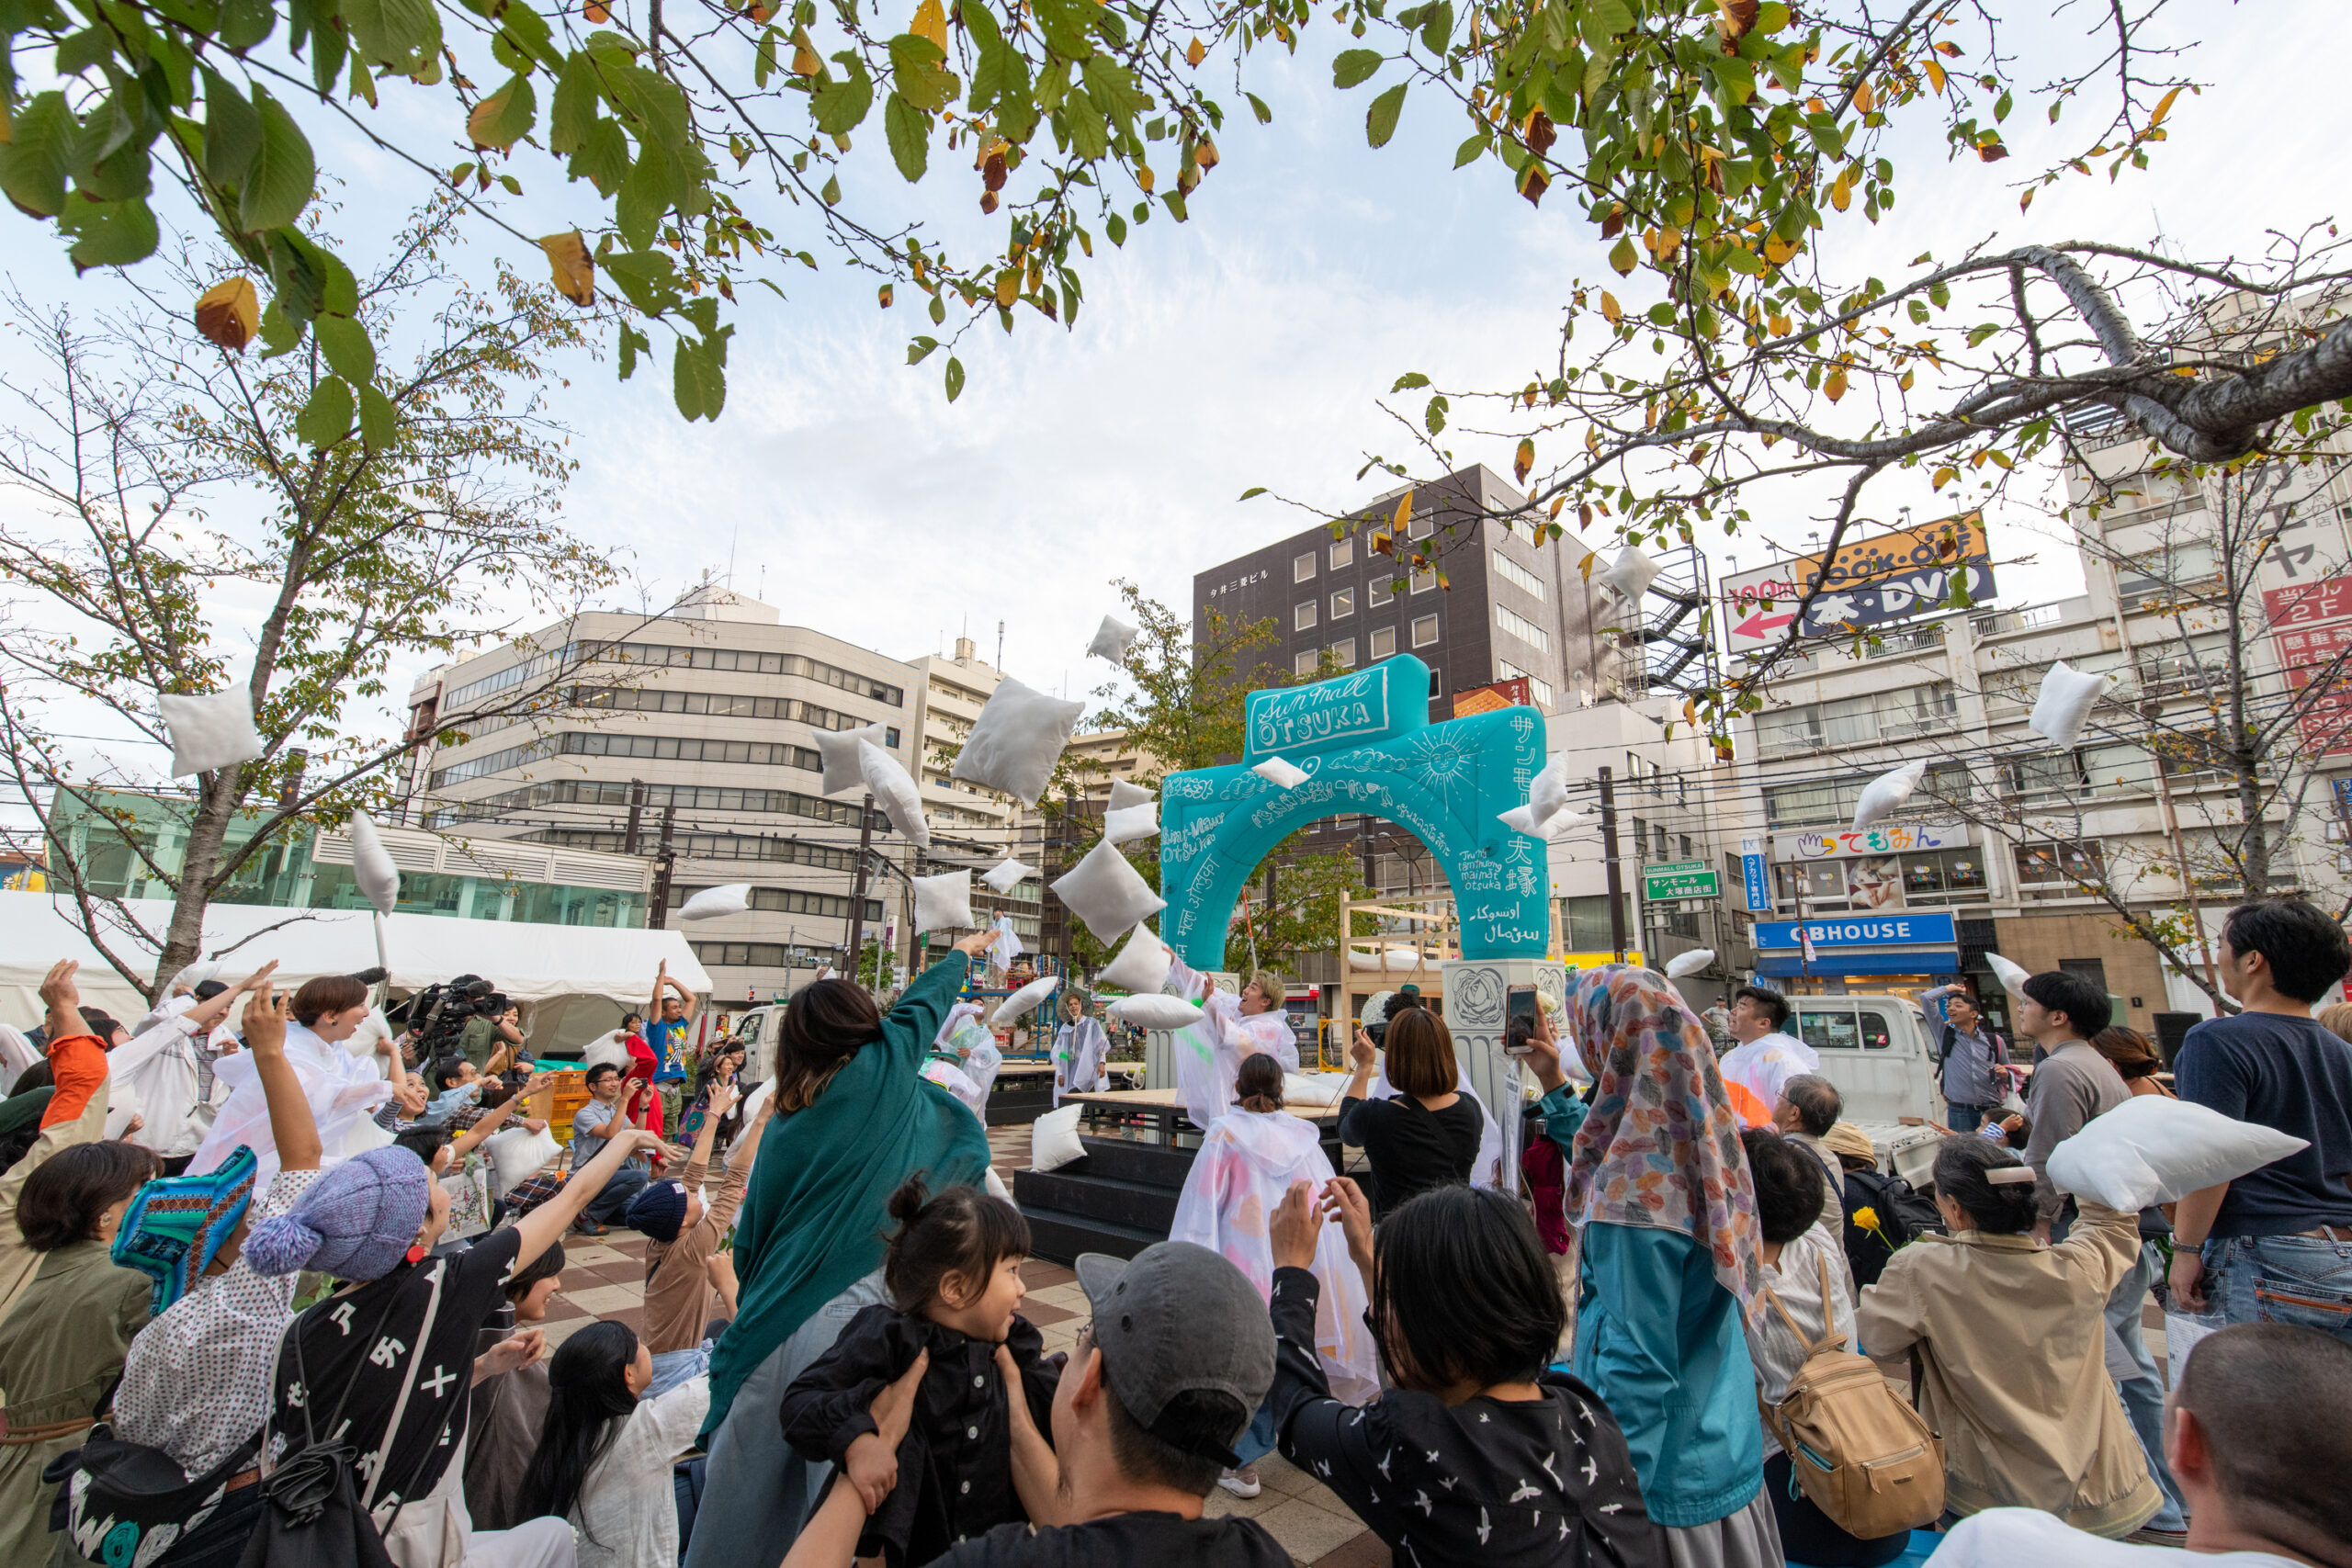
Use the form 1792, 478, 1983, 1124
1758, 951, 1959, 977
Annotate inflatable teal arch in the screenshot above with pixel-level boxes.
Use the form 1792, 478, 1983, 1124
1159, 655, 1550, 971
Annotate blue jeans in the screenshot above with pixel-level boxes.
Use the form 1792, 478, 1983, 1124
1233, 1395, 1278, 1468
583, 1164, 650, 1226
1946, 1103, 1992, 1134
2105, 1242, 2187, 1530
683, 1269, 890, 1568
2201, 1230, 2352, 1343
649, 1343, 713, 1397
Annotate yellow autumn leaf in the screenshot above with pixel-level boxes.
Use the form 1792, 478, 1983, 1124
1579, 552, 1598, 581
1768, 311, 1791, 336
791, 26, 822, 74
910, 0, 946, 50
2149, 85, 2181, 127
1853, 79, 1874, 113
1823, 367, 1848, 401
995, 269, 1020, 307
193, 276, 260, 351
1931, 465, 1957, 489
1924, 56, 1946, 94
1136, 164, 1156, 192
537, 231, 594, 306
1185, 35, 1204, 65
1763, 234, 1798, 265
1392, 492, 1413, 535
1829, 169, 1851, 211
1599, 290, 1623, 323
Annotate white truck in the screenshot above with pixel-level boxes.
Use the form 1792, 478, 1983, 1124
1782, 992, 1959, 1187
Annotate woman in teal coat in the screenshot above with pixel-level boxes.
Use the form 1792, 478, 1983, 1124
685, 930, 997, 1568
1539, 965, 1779, 1568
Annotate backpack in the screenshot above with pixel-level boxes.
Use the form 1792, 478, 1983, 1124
1757, 1251, 1945, 1540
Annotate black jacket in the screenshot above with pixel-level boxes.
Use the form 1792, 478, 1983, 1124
779, 1305, 1060, 1567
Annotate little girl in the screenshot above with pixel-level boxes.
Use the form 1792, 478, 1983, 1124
515, 1320, 708, 1568
778, 1176, 1059, 1565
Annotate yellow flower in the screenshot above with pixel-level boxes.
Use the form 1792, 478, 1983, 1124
1853, 1205, 1880, 1231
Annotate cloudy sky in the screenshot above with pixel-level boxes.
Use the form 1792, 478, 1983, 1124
4, 0, 2343, 781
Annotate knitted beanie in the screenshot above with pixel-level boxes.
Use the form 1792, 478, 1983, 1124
626, 1179, 691, 1244
244, 1146, 434, 1280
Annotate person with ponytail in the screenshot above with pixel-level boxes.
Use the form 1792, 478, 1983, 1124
517, 1319, 707, 1568
1855, 1136, 2162, 1537
1170, 1052, 1377, 1499
686, 929, 998, 1568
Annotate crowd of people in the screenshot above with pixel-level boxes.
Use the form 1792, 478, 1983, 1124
0, 894, 2346, 1568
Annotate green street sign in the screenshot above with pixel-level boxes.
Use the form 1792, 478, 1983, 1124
1642, 860, 1720, 900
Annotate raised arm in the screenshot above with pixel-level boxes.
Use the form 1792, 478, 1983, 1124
665, 974, 699, 1021
648, 960, 670, 1021
450, 1073, 553, 1161
880, 936, 991, 1072
684, 1081, 737, 1188
240, 981, 322, 1171
511, 1124, 672, 1271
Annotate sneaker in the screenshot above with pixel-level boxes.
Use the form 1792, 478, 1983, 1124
572, 1216, 605, 1235
1216, 1466, 1261, 1499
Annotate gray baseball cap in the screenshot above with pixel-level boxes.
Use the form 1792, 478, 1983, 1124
1074, 1242, 1276, 1465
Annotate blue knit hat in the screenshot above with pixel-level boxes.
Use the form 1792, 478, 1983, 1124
112, 1144, 257, 1314
625, 1179, 691, 1243
244, 1146, 434, 1280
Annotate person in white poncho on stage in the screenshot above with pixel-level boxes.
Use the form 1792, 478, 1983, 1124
1166, 958, 1299, 1130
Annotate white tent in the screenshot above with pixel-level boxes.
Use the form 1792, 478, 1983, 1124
0, 892, 713, 1034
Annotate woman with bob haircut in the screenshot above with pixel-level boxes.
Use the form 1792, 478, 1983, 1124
685, 928, 999, 1568
1337, 1007, 1487, 1219
1855, 1136, 2161, 1537
1262, 1161, 1668, 1565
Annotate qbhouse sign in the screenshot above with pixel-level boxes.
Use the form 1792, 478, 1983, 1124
1159, 655, 1550, 970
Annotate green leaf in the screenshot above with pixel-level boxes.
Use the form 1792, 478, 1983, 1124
908, 335, 939, 364
1331, 49, 1383, 88
199, 68, 263, 186
602, 248, 682, 314
1104, 210, 1127, 245
1424, 392, 1448, 434
616, 147, 680, 248
257, 297, 302, 357
1238, 486, 1267, 500
812, 55, 876, 134
672, 327, 732, 421
342, 0, 441, 71
1453, 130, 1489, 167
1418, 1, 1453, 53
1029, 0, 1094, 61
1080, 54, 1146, 130
1391, 371, 1430, 390
218, 0, 277, 50
820, 172, 841, 205
548, 52, 600, 156
570, 118, 630, 197
944, 355, 965, 401
358, 381, 397, 452
1365, 82, 1407, 148
58, 194, 159, 271
55, 27, 115, 78
238, 88, 315, 232
888, 33, 957, 111
313, 313, 376, 384
1246, 91, 1272, 124
616, 324, 650, 380
295, 375, 354, 447
468, 73, 537, 151
0, 93, 74, 217
883, 92, 928, 182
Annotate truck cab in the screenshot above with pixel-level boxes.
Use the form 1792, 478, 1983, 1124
730, 1005, 781, 1080
1789, 993, 1951, 1186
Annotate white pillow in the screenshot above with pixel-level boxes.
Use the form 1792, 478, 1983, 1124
1498, 803, 1583, 838
481, 1125, 560, 1191
1030, 1103, 1087, 1171
1851, 760, 1928, 831
1665, 948, 1714, 978
983, 1165, 1013, 1201
160, 686, 266, 778
740, 1077, 776, 1122
981, 857, 1036, 894
1985, 953, 2030, 997
2047, 1096, 2310, 1212
2030, 661, 2109, 749
1087, 615, 1138, 663
341, 809, 401, 916
993, 973, 1060, 1025
679, 883, 751, 921
858, 739, 930, 848
1102, 801, 1159, 846
1595, 544, 1661, 604
1527, 750, 1572, 827
1050, 840, 1167, 942
1346, 946, 1421, 971
584, 1032, 632, 1071
1252, 757, 1308, 789
1096, 925, 1171, 993
1109, 993, 1205, 1031
950, 676, 1083, 807
913, 869, 976, 932
1281, 1073, 1343, 1107
811, 721, 889, 796
1108, 780, 1155, 812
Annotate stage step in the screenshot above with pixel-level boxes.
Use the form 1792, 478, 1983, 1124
1058, 1135, 1201, 1188
1013, 1168, 1182, 1235
1020, 1207, 1169, 1266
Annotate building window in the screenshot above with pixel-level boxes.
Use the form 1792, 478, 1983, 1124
1492, 551, 1546, 600
1329, 539, 1352, 570
1295, 601, 1317, 631
1411, 615, 1440, 648
1409, 513, 1433, 541
1410, 569, 1436, 594
1294, 649, 1317, 676
1369, 626, 1396, 660
1429, 669, 1443, 695
1369, 577, 1393, 607
2014, 841, 2102, 889
1331, 637, 1356, 669
1295, 551, 1317, 583
1330, 588, 1354, 620
1496, 604, 1552, 653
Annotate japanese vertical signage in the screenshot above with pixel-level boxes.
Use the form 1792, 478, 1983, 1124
1739, 834, 1771, 912
2264, 576, 2352, 757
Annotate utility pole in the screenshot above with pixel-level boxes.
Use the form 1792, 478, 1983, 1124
844, 793, 877, 972
648, 804, 677, 926
1599, 766, 1627, 963
623, 779, 646, 855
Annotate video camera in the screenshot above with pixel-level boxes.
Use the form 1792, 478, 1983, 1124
401, 974, 508, 1061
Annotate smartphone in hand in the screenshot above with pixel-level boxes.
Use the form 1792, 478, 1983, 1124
1505, 984, 1539, 1057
